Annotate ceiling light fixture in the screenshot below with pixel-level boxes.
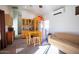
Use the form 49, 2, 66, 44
39, 5, 43, 8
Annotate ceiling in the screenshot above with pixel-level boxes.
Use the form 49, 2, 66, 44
10, 5, 65, 16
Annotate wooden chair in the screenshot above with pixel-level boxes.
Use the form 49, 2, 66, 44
21, 31, 30, 45
25, 31, 30, 45
29, 31, 42, 46
21, 31, 26, 39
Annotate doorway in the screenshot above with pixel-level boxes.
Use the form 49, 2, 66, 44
40, 20, 49, 43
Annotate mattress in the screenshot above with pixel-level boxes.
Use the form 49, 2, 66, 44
48, 33, 79, 54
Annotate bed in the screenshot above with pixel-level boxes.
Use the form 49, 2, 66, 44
48, 32, 79, 54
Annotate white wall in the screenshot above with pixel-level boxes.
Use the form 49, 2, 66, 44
49, 5, 79, 34
21, 10, 36, 19
0, 5, 11, 14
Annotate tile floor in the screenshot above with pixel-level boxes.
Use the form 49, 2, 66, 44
0, 39, 49, 54
0, 39, 65, 54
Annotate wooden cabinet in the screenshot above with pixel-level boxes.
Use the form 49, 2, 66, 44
21, 18, 42, 46
6, 32, 14, 44
0, 10, 7, 49
22, 19, 33, 31
21, 19, 39, 31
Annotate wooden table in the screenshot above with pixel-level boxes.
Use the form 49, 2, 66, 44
21, 31, 42, 46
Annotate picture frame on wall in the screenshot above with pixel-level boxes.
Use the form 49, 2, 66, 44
75, 6, 79, 15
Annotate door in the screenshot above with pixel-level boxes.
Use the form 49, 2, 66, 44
0, 9, 7, 49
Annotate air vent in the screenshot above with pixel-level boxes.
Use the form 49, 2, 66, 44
12, 7, 18, 9
53, 7, 65, 16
